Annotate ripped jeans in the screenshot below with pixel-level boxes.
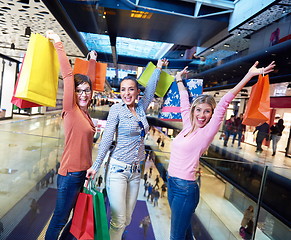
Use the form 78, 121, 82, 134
106, 158, 141, 240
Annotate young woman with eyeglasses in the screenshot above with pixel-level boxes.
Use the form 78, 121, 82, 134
168, 61, 275, 240
86, 59, 168, 240
45, 30, 97, 240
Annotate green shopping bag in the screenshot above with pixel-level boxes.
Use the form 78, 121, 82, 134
137, 62, 174, 97
84, 182, 110, 240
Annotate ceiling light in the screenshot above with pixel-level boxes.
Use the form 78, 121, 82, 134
180, 53, 184, 57
224, 43, 230, 47
25, 26, 31, 36
249, 21, 254, 25
211, 48, 214, 51
238, 32, 241, 36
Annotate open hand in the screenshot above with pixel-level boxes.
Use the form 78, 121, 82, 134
157, 58, 169, 68
176, 66, 189, 80
248, 61, 275, 77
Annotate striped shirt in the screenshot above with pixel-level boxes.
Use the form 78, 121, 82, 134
92, 68, 161, 171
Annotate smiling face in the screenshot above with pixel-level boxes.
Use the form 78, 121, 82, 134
75, 82, 92, 109
120, 79, 140, 107
192, 103, 213, 130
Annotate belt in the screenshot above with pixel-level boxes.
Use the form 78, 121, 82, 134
109, 158, 140, 172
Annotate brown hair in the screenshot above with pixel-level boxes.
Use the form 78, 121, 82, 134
74, 74, 92, 90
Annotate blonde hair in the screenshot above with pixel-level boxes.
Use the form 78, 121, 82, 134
189, 94, 216, 125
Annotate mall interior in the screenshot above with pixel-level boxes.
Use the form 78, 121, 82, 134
0, 0, 290, 240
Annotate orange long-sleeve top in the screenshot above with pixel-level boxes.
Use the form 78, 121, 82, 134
54, 42, 96, 176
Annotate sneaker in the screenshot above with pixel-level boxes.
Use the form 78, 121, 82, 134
231, 144, 234, 147
238, 146, 242, 149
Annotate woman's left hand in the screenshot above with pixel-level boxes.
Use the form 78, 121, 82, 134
88, 50, 97, 60
157, 58, 169, 68
248, 61, 276, 77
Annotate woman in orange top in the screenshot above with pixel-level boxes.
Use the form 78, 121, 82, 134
45, 30, 96, 240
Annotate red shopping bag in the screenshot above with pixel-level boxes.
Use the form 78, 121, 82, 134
70, 192, 94, 240
73, 58, 107, 91
11, 55, 41, 108
242, 74, 270, 126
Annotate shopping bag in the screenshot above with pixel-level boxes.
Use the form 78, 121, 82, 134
11, 54, 41, 108
70, 192, 94, 240
84, 184, 110, 240
137, 62, 174, 97
242, 74, 270, 126
73, 58, 107, 91
158, 79, 203, 121
14, 33, 60, 107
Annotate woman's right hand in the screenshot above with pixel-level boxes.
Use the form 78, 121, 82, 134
45, 30, 61, 43
176, 66, 189, 81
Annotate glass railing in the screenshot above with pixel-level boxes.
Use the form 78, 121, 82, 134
0, 113, 290, 240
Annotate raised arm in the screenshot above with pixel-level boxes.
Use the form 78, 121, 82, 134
140, 58, 169, 111
87, 50, 97, 87
230, 61, 275, 96
175, 66, 191, 125
46, 30, 75, 111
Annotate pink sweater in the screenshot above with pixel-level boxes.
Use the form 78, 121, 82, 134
168, 90, 235, 181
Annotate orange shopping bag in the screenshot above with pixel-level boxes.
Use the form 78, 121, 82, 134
73, 58, 107, 91
242, 74, 270, 126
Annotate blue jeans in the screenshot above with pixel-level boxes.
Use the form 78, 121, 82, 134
232, 131, 243, 147
168, 176, 199, 240
45, 171, 86, 240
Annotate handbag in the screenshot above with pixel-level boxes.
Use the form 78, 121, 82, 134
137, 62, 174, 97
84, 182, 110, 240
158, 79, 203, 121
14, 33, 60, 107
70, 192, 94, 240
73, 58, 107, 92
11, 54, 41, 108
242, 74, 270, 126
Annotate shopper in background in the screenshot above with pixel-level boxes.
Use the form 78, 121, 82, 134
223, 115, 235, 147
86, 58, 169, 240
253, 122, 270, 153
167, 61, 275, 240
270, 118, 285, 156
231, 113, 246, 149
45, 30, 96, 240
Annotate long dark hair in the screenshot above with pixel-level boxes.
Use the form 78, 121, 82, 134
120, 76, 138, 89
277, 119, 284, 127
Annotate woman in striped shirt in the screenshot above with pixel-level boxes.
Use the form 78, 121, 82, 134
87, 59, 168, 240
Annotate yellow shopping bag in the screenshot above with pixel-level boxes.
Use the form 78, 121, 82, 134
138, 62, 174, 97
15, 33, 60, 107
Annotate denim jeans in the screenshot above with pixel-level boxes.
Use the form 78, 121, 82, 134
45, 171, 86, 240
168, 176, 199, 240
106, 158, 141, 240
232, 131, 242, 147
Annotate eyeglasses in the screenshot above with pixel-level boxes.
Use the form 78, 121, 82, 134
76, 89, 91, 95
138, 121, 145, 138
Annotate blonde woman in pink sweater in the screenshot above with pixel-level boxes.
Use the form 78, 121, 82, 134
167, 61, 275, 240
